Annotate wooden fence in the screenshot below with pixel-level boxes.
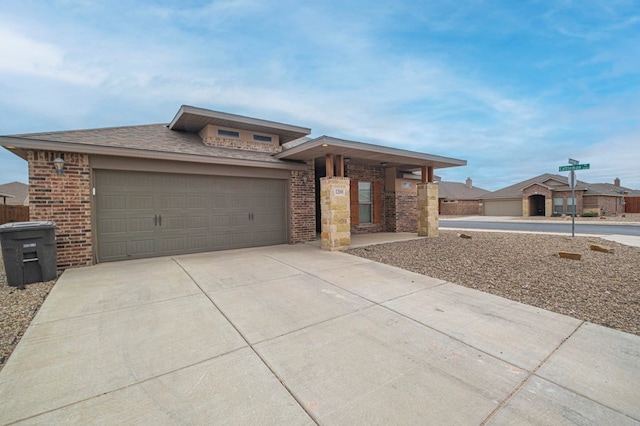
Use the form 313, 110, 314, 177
625, 197, 640, 213
0, 205, 29, 224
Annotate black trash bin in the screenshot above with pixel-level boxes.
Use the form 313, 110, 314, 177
0, 221, 57, 288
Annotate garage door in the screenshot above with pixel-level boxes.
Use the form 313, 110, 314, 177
95, 170, 287, 262
483, 199, 522, 216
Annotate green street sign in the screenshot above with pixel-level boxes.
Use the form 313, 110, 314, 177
559, 164, 590, 172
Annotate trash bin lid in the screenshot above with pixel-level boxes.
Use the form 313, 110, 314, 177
0, 221, 56, 232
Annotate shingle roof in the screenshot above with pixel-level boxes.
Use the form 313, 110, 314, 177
7, 124, 297, 166
585, 182, 636, 197
438, 181, 490, 200
0, 182, 28, 205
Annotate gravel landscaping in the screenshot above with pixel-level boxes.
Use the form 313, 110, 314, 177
348, 231, 640, 336
0, 255, 55, 372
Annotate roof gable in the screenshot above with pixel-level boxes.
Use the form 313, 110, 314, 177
0, 181, 28, 205
484, 173, 589, 199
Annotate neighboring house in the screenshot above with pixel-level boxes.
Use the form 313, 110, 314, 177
482, 173, 635, 217
437, 177, 490, 215
390, 173, 489, 219
0, 105, 465, 269
0, 182, 29, 205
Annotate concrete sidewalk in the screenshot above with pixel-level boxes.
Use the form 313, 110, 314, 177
1, 244, 639, 424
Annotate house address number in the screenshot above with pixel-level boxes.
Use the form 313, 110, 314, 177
334, 188, 346, 196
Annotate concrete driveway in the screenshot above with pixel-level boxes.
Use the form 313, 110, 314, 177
1, 243, 639, 425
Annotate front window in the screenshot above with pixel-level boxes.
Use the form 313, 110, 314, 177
567, 197, 576, 214
553, 198, 563, 214
358, 182, 372, 223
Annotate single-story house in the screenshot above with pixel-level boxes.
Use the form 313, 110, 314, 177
482, 173, 636, 217
437, 177, 490, 215
0, 105, 466, 269
0, 182, 29, 206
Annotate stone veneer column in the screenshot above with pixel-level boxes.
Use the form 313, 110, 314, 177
320, 177, 351, 250
522, 198, 530, 217
545, 198, 553, 217
417, 182, 439, 237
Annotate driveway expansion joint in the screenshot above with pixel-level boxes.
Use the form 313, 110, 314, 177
479, 320, 585, 425
171, 257, 321, 425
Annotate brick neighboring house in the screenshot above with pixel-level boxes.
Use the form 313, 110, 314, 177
482, 173, 636, 217
437, 177, 490, 215
0, 105, 465, 269
0, 182, 29, 205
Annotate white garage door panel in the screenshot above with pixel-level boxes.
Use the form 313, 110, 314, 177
95, 170, 288, 262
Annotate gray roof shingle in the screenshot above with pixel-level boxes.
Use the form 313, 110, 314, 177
10, 124, 290, 164
438, 181, 490, 200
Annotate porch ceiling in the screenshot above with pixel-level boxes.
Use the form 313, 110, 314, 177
276, 136, 466, 170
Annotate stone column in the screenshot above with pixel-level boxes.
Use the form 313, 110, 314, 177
320, 177, 351, 250
522, 198, 530, 217
417, 182, 439, 237
545, 198, 553, 217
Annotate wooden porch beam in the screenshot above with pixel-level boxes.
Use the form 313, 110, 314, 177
326, 153, 334, 178
421, 165, 434, 183
336, 155, 344, 177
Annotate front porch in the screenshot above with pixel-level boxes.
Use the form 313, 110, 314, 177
276, 136, 466, 251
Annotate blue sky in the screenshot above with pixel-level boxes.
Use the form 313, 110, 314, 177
1, 0, 639, 191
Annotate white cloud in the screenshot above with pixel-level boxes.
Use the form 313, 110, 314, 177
0, 27, 108, 86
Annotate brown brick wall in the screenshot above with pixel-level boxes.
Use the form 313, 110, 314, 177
289, 160, 316, 243
28, 150, 92, 269
395, 192, 417, 232
439, 200, 482, 216
346, 164, 386, 234
383, 193, 396, 232
591, 196, 623, 215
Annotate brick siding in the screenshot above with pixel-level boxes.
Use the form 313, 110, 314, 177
590, 196, 623, 215
440, 200, 482, 215
395, 192, 417, 232
345, 164, 386, 234
383, 193, 396, 232
290, 160, 316, 243
28, 150, 92, 269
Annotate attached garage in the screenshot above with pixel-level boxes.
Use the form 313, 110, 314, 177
95, 170, 287, 262
1, 105, 466, 269
483, 199, 522, 216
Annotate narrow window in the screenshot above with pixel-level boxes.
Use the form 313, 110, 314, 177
218, 129, 239, 138
358, 182, 372, 223
566, 197, 576, 214
253, 134, 272, 142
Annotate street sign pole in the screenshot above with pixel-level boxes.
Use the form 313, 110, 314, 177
559, 160, 590, 237
570, 169, 575, 237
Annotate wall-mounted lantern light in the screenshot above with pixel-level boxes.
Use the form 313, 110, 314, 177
53, 156, 65, 175
302, 172, 309, 185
